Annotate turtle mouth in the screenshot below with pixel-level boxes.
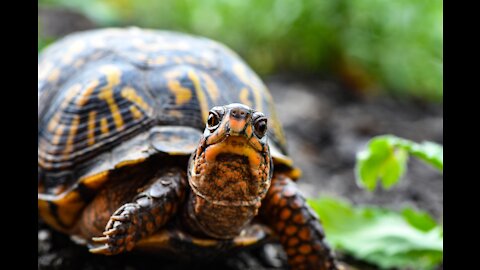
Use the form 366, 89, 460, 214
202, 136, 264, 170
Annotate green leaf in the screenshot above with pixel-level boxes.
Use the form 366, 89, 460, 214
356, 135, 443, 191
409, 141, 443, 171
308, 197, 443, 270
355, 136, 408, 191
402, 207, 439, 232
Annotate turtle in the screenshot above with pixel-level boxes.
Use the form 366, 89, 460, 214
38, 27, 339, 270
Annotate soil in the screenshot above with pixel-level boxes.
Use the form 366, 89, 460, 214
38, 75, 443, 270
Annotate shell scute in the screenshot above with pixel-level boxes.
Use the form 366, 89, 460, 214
38, 62, 155, 171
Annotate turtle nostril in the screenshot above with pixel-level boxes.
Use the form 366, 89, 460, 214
230, 108, 248, 119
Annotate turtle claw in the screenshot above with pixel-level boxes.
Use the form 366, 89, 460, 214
89, 233, 129, 255
111, 215, 129, 222
89, 244, 111, 255
92, 236, 109, 244
89, 203, 141, 255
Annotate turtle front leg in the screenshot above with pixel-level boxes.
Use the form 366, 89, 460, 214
89, 168, 187, 255
260, 174, 338, 270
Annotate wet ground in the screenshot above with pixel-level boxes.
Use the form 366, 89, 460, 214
38, 75, 443, 270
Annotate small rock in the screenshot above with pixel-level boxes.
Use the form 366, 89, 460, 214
38, 229, 50, 241
259, 244, 285, 268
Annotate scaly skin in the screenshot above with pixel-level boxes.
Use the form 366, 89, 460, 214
185, 104, 272, 239
260, 174, 338, 270
78, 168, 187, 255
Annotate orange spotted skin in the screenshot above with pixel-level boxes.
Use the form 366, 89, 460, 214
82, 166, 188, 255
260, 174, 338, 270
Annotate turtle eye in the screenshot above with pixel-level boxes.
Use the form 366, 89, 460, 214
254, 118, 268, 138
207, 112, 220, 130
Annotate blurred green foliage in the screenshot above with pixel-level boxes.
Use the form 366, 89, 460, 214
38, 0, 442, 101
308, 197, 443, 269
356, 135, 443, 191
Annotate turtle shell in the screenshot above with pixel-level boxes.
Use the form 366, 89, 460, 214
38, 28, 299, 243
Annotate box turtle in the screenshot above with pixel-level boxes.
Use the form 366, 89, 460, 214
38, 27, 338, 270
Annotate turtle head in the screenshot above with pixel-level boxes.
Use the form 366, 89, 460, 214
202, 103, 269, 151
186, 103, 273, 239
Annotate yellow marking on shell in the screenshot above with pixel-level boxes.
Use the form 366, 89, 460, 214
233, 63, 264, 112
129, 105, 143, 120
100, 117, 109, 135
233, 63, 251, 86
188, 70, 209, 122
38, 200, 65, 232
60, 84, 83, 109
121, 87, 150, 111
47, 68, 61, 82
98, 65, 124, 131
239, 88, 253, 107
233, 63, 285, 144
87, 110, 97, 146
63, 115, 80, 154
200, 72, 219, 102
81, 171, 109, 190
56, 191, 84, 227
39, 189, 85, 229
266, 91, 286, 146
115, 157, 147, 169
52, 123, 65, 145
76, 80, 99, 106
252, 84, 264, 113
166, 70, 192, 105
47, 112, 61, 132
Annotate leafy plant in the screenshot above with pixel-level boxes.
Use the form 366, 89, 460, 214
356, 135, 443, 191
307, 134, 443, 269
308, 197, 443, 270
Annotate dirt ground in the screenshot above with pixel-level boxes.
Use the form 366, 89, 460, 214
38, 74, 443, 270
